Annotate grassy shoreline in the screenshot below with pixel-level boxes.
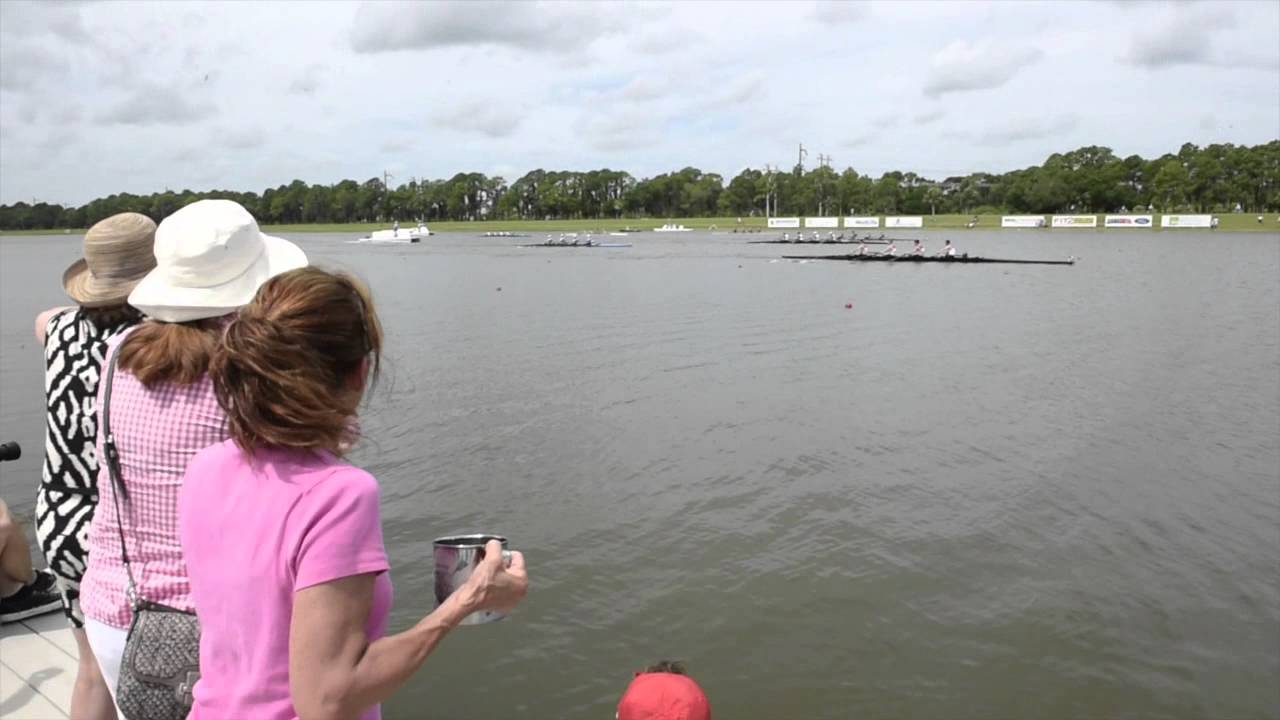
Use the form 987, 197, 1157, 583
3, 213, 1277, 236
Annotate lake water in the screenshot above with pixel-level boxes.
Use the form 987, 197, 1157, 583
2, 229, 1278, 719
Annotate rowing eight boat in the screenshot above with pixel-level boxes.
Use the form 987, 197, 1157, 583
749, 239, 892, 245
782, 253, 1075, 266
518, 243, 633, 248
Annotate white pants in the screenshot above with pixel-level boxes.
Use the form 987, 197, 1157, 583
84, 617, 128, 707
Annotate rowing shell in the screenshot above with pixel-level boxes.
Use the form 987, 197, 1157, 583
782, 254, 1075, 266
517, 243, 632, 248
749, 239, 891, 245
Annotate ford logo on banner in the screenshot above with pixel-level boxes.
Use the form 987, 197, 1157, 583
1136, 217, 1151, 225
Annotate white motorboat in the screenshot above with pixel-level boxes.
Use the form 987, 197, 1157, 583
353, 223, 430, 243
653, 223, 692, 232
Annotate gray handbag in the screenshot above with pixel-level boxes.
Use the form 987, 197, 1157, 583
101, 350, 201, 720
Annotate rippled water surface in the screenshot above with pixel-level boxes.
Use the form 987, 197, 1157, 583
2, 229, 1278, 719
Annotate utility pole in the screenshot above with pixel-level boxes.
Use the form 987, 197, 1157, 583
381, 170, 395, 222
797, 143, 807, 173
764, 163, 778, 218
817, 153, 831, 169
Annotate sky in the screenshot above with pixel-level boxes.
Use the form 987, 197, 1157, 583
0, 0, 1277, 206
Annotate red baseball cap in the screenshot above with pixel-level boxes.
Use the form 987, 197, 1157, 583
617, 672, 711, 720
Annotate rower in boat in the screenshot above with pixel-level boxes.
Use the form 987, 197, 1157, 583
881, 241, 897, 256
855, 242, 869, 256
911, 240, 925, 256
782, 232, 790, 242
936, 239, 956, 257
827, 231, 837, 242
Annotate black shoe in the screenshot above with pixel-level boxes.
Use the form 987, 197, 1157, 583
31, 568, 58, 594
0, 578, 63, 623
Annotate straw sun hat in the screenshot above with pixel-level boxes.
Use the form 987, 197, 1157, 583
62, 213, 158, 307
127, 199, 307, 322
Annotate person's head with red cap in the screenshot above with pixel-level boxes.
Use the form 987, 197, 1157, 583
617, 661, 710, 720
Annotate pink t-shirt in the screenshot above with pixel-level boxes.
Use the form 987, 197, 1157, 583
179, 439, 393, 720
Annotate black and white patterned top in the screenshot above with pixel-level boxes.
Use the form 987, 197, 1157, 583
41, 308, 138, 496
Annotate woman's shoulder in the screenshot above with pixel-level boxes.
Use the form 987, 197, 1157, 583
296, 459, 380, 511
36, 306, 78, 345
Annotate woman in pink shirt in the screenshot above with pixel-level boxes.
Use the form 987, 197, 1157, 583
80, 199, 307, 705
180, 267, 528, 720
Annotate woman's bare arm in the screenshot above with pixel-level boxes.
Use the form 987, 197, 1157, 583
33, 307, 73, 346
289, 543, 527, 720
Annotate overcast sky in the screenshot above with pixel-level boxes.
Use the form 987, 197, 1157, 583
1, 0, 1277, 205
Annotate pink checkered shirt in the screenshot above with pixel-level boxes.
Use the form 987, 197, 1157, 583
81, 333, 228, 629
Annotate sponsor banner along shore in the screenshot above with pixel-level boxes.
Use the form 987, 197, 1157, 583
1161, 214, 1213, 228
767, 217, 801, 229
885, 216, 924, 228
1052, 215, 1098, 228
1001, 215, 1046, 228
1104, 214, 1154, 228
804, 217, 839, 228
844, 216, 880, 228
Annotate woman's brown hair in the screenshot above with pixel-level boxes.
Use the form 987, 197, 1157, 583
82, 303, 143, 332
117, 316, 225, 387
211, 267, 382, 456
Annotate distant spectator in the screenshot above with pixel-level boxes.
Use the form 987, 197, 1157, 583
617, 660, 711, 720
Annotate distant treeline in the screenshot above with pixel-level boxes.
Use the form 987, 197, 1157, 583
2, 141, 1277, 231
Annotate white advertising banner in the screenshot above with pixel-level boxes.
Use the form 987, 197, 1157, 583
1104, 214, 1154, 228
1161, 214, 1213, 228
804, 217, 839, 228
1001, 215, 1046, 228
1051, 215, 1098, 228
885, 216, 924, 228
767, 217, 801, 229
844, 216, 880, 228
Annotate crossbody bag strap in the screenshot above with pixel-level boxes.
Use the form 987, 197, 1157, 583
101, 347, 142, 608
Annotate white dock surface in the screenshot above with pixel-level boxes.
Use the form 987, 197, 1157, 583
0, 613, 75, 719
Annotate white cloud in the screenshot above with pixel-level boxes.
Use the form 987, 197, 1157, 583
923, 40, 1043, 97
718, 77, 764, 106
2, 0, 1278, 205
380, 137, 416, 154
621, 76, 669, 103
0, 43, 71, 92
288, 64, 326, 95
215, 126, 266, 150
1125, 5, 1237, 68
914, 109, 944, 126
350, 1, 624, 54
578, 109, 658, 152
96, 84, 215, 126
844, 133, 877, 148
976, 115, 1078, 146
812, 1, 866, 24
432, 101, 524, 138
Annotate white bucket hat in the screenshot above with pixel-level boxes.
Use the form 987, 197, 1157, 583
128, 199, 307, 322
